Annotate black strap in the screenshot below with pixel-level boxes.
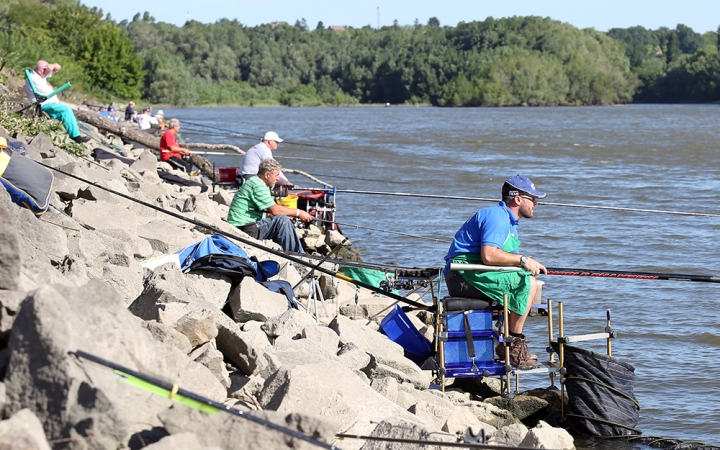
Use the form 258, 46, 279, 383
463, 312, 476, 358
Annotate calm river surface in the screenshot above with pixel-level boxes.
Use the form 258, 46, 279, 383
167, 105, 720, 447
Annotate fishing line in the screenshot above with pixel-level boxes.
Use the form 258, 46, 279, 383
318, 218, 452, 243
336, 190, 720, 218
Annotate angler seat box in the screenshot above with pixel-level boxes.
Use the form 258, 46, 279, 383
441, 297, 504, 378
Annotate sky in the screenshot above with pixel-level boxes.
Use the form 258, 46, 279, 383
80, 0, 720, 33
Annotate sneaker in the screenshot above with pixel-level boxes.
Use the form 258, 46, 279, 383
72, 135, 91, 143
510, 337, 539, 370
496, 339, 537, 360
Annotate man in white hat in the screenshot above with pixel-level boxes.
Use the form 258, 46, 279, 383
240, 131, 292, 186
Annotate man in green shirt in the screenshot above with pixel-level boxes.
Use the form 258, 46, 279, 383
227, 158, 312, 253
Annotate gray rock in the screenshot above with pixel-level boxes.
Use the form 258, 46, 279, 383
301, 325, 340, 355
272, 335, 340, 363
261, 308, 319, 339
330, 315, 430, 389
194, 345, 231, 388
129, 264, 211, 324
212, 189, 233, 206
136, 220, 196, 253
5, 281, 226, 447
129, 150, 158, 173
0, 290, 27, 343
173, 309, 219, 347
408, 400, 456, 431
0, 408, 51, 450
519, 420, 575, 450
452, 376, 503, 399
70, 198, 139, 233
441, 404, 497, 438
484, 395, 548, 421
77, 179, 132, 208
158, 405, 338, 449
0, 382, 5, 418
185, 271, 233, 310
337, 342, 372, 371
27, 132, 56, 159
370, 377, 399, 403
0, 200, 20, 290
492, 423, 529, 447
259, 361, 424, 436
229, 277, 289, 323
359, 417, 453, 450
142, 432, 205, 450
142, 320, 193, 354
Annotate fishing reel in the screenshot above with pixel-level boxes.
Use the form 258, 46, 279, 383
380, 278, 433, 291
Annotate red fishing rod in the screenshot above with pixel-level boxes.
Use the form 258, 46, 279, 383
545, 267, 720, 283
449, 264, 720, 283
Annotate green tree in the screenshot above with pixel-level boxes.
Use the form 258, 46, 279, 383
666, 31, 680, 64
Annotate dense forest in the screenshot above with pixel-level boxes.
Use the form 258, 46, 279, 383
1, 0, 718, 106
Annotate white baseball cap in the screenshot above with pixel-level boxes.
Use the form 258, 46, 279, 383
263, 131, 283, 143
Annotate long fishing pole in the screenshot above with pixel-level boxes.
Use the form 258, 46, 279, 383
448, 263, 720, 283
40, 162, 428, 309
336, 189, 720, 218
190, 151, 360, 164
178, 119, 341, 150
70, 350, 340, 449
314, 217, 452, 243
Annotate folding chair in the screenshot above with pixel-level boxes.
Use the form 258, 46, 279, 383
18, 69, 72, 117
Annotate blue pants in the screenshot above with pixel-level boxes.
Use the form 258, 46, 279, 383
41, 103, 80, 138
256, 215, 304, 253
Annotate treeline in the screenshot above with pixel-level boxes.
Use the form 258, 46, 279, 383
122, 14, 638, 106
0, 0, 718, 106
607, 25, 720, 102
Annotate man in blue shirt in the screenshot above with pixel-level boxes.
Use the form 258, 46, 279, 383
444, 175, 547, 370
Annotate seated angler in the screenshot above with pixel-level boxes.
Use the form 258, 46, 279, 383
240, 131, 293, 188
24, 60, 90, 143
159, 118, 198, 175
444, 175, 548, 370
227, 158, 312, 253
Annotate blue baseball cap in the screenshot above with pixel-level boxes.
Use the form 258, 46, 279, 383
502, 175, 547, 199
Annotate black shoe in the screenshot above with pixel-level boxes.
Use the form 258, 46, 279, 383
72, 135, 91, 143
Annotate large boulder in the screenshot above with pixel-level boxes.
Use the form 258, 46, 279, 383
329, 315, 430, 389
258, 361, 425, 437
0, 408, 51, 450
229, 277, 289, 323
519, 420, 575, 450
4, 281, 226, 448
158, 405, 338, 449
0, 198, 20, 290
359, 417, 454, 450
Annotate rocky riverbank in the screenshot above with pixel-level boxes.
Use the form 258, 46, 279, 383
0, 116, 575, 449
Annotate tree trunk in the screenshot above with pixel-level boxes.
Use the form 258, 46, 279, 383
74, 110, 218, 178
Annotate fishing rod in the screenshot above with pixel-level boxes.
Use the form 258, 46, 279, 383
178, 119, 342, 150
449, 263, 720, 283
190, 150, 360, 164
313, 217, 452, 243
40, 162, 428, 309
336, 189, 720, 218
336, 433, 538, 449
70, 350, 340, 449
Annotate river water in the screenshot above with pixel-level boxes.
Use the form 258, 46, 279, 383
167, 105, 720, 447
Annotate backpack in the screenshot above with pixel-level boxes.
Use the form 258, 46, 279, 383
0, 149, 54, 216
